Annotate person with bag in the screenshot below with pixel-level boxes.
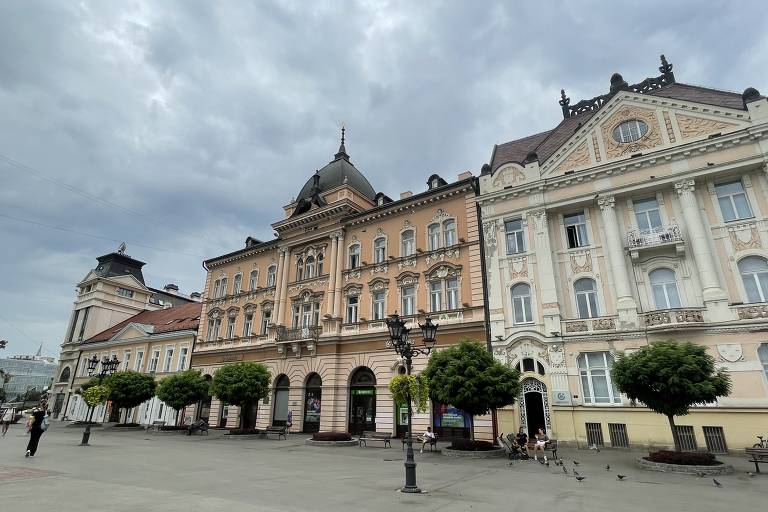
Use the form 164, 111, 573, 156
2, 407, 15, 436
25, 403, 47, 457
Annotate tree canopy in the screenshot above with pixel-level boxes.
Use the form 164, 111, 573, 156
211, 361, 270, 428
424, 339, 521, 438
105, 371, 157, 422
82, 385, 110, 408
611, 340, 731, 451
156, 370, 210, 424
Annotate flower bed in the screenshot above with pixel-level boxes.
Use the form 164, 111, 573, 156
227, 428, 264, 436
637, 451, 733, 475
305, 431, 358, 447
159, 425, 188, 431
450, 439, 496, 451
114, 423, 142, 428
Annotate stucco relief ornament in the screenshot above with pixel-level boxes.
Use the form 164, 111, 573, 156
547, 345, 565, 368
509, 257, 528, 279
716, 344, 744, 363
398, 258, 416, 270
569, 250, 592, 274
344, 270, 361, 282
728, 223, 762, 251
482, 220, 498, 255
431, 208, 451, 223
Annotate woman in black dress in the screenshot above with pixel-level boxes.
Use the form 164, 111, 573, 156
25, 404, 47, 457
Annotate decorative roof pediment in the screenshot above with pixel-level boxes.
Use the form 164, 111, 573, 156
110, 323, 153, 341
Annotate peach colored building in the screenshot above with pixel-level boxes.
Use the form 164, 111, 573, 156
481, 56, 768, 451
191, 135, 490, 439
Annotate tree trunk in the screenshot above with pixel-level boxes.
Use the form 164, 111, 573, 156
469, 415, 475, 441
667, 414, 681, 451
175, 408, 180, 426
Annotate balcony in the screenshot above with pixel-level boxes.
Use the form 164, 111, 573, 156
735, 303, 768, 320
276, 325, 321, 343
641, 308, 704, 328
562, 316, 617, 334
625, 225, 684, 260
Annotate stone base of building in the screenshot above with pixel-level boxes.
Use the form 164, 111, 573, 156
442, 447, 506, 458
304, 439, 359, 447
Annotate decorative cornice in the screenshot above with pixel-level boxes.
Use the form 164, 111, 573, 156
597, 195, 615, 210
674, 179, 696, 195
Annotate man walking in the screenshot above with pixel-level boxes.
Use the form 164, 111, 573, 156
25, 403, 47, 457
2, 406, 15, 435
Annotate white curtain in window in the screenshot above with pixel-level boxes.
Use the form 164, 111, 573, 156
739, 256, 768, 303
511, 283, 532, 323
649, 268, 681, 309
574, 278, 599, 318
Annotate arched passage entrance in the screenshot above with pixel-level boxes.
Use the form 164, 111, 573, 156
520, 378, 551, 437
348, 367, 376, 435
197, 374, 213, 423
272, 375, 290, 426
303, 373, 322, 433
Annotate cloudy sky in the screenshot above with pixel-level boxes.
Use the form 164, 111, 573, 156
1, 1, 766, 357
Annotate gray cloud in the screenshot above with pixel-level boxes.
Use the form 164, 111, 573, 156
0, 0, 765, 356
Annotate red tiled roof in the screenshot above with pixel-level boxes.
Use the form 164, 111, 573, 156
85, 302, 202, 343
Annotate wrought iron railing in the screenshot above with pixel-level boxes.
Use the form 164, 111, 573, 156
625, 225, 683, 249
275, 325, 321, 342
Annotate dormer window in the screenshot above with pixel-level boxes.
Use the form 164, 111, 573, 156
612, 119, 648, 143
431, 178, 440, 189
377, 196, 385, 206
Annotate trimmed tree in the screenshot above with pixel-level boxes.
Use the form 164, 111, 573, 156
156, 370, 211, 426
211, 361, 270, 429
82, 384, 111, 424
611, 340, 731, 451
105, 371, 157, 424
424, 339, 521, 440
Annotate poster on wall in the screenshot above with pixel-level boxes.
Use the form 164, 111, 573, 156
433, 404, 471, 428
304, 392, 321, 423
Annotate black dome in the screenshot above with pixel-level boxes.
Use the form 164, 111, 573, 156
295, 136, 376, 204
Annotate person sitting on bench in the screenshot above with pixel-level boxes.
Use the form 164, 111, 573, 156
513, 427, 529, 459
187, 418, 208, 435
532, 427, 549, 462
418, 426, 436, 453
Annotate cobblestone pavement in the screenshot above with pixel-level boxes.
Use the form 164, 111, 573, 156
0, 423, 764, 511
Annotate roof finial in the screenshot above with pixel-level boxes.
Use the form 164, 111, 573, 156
659, 54, 674, 82
334, 122, 349, 161
559, 89, 571, 119
341, 122, 346, 145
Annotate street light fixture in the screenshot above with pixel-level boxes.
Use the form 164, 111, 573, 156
384, 312, 438, 494
80, 354, 120, 446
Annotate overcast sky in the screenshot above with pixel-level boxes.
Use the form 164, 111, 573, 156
1, 1, 766, 358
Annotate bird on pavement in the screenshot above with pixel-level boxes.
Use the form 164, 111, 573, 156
747, 472, 756, 477
562, 466, 568, 475
713, 478, 722, 487
573, 469, 580, 476
617, 474, 627, 480
538, 459, 545, 465
605, 464, 610, 471
696, 471, 706, 478
589, 444, 601, 453
545, 461, 550, 467
573, 460, 580, 465
575, 476, 586, 482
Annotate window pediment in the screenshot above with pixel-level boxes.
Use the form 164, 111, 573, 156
344, 283, 363, 297
395, 271, 420, 287
424, 262, 462, 281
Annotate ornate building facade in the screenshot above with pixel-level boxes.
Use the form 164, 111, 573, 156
190, 135, 490, 439
480, 56, 768, 449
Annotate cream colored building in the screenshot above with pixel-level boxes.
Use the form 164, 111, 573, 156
191, 135, 492, 440
66, 302, 202, 425
480, 56, 768, 451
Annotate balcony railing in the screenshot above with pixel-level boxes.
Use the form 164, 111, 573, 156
562, 316, 617, 334
625, 225, 683, 250
641, 308, 704, 327
276, 325, 321, 343
735, 304, 768, 320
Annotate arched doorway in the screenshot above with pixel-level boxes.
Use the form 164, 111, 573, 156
520, 378, 551, 437
197, 375, 213, 423
272, 375, 290, 426
348, 367, 376, 435
303, 373, 322, 433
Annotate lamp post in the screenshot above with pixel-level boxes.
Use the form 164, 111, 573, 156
385, 313, 438, 494
80, 354, 119, 446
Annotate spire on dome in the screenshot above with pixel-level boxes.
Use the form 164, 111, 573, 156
334, 124, 349, 161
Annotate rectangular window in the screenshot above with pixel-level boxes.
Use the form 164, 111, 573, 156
585, 422, 605, 447
715, 180, 753, 222
608, 423, 630, 448
243, 313, 253, 337
373, 291, 385, 320
702, 426, 728, 454
428, 224, 441, 251
122, 350, 131, 371
401, 232, 415, 257
213, 280, 221, 298
564, 212, 589, 248
346, 296, 359, 323
267, 269, 276, 287
67, 309, 80, 343
219, 278, 228, 297
675, 425, 698, 451
116, 287, 134, 298
148, 350, 160, 373
162, 348, 174, 373
374, 240, 386, 264
249, 271, 258, 291
505, 219, 525, 254
443, 220, 457, 247
578, 352, 621, 405
177, 347, 189, 371
134, 350, 144, 372
446, 277, 459, 310
401, 286, 415, 316
430, 281, 443, 312
226, 315, 236, 339
77, 306, 91, 341
232, 275, 242, 295
260, 310, 271, 335
633, 197, 662, 232
349, 246, 360, 269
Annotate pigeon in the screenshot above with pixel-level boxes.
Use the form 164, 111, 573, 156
589, 444, 601, 453
573, 469, 580, 476
562, 466, 568, 474
538, 459, 545, 465
617, 474, 627, 480
545, 461, 550, 468
713, 478, 722, 488
747, 472, 756, 477
696, 471, 706, 478
575, 476, 586, 482
573, 460, 580, 465
605, 464, 611, 471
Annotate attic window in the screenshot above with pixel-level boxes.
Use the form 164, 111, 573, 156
431, 178, 440, 189
377, 196, 385, 206
612, 119, 648, 143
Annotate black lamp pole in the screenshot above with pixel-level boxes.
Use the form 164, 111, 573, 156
80, 354, 119, 446
385, 313, 438, 494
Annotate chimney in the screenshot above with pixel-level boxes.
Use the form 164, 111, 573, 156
190, 292, 202, 300
164, 283, 179, 293
457, 171, 473, 180
400, 191, 413, 200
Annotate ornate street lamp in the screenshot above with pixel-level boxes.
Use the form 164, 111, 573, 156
80, 354, 120, 446
385, 312, 438, 494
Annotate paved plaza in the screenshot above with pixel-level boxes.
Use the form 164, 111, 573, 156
0, 423, 764, 511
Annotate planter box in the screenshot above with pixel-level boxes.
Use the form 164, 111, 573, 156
635, 457, 734, 475
304, 439, 359, 447
442, 447, 506, 459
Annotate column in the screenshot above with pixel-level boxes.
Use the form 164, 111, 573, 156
527, 209, 561, 334
272, 250, 286, 323
482, 219, 505, 340
674, 179, 727, 304
597, 196, 638, 328
325, 233, 339, 316
277, 248, 292, 325
333, 232, 345, 317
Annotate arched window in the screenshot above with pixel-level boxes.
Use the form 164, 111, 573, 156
296, 258, 304, 281
305, 256, 315, 279
578, 352, 621, 404
428, 223, 441, 251
266, 266, 277, 287
273, 375, 290, 426
401, 230, 415, 257
515, 358, 545, 376
232, 274, 242, 295
348, 244, 360, 269
249, 270, 259, 291
511, 283, 533, 324
317, 253, 324, 275
574, 278, 599, 319
738, 256, 768, 303
59, 367, 71, 382
374, 237, 386, 264
649, 268, 681, 309
443, 219, 456, 247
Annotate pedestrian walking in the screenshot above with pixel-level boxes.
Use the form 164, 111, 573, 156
2, 406, 16, 435
25, 403, 48, 457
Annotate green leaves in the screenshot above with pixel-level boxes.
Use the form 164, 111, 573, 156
210, 361, 270, 409
82, 385, 110, 407
611, 340, 732, 419
423, 339, 521, 418
156, 370, 211, 412
389, 374, 430, 413
105, 371, 157, 410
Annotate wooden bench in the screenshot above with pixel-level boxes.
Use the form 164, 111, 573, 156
148, 420, 165, 432
265, 425, 288, 440
359, 431, 392, 448
745, 447, 768, 473
402, 435, 437, 451
527, 439, 558, 459
187, 419, 209, 436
